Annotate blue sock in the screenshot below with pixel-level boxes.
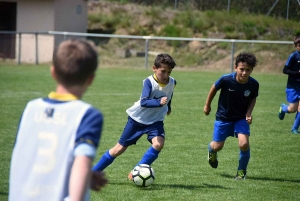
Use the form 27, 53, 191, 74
238, 149, 250, 170
92, 150, 115, 171
208, 143, 216, 153
292, 111, 300, 130
282, 104, 289, 113
136, 146, 160, 166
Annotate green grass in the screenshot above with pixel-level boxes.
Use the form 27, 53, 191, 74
0, 64, 299, 201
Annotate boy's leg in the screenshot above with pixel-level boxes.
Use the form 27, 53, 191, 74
278, 103, 289, 120
235, 121, 250, 180
292, 111, 300, 134
235, 148, 250, 180
238, 148, 250, 170
208, 143, 219, 168
92, 143, 128, 171
137, 146, 160, 166
92, 150, 115, 172
280, 88, 300, 120
208, 121, 229, 169
135, 127, 165, 166
128, 124, 164, 180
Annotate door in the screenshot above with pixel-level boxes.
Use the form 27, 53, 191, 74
0, 2, 17, 59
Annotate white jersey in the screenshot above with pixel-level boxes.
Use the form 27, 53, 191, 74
126, 75, 175, 125
9, 98, 94, 201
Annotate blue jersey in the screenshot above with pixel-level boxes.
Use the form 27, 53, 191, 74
9, 93, 103, 201
284, 51, 300, 90
214, 73, 259, 122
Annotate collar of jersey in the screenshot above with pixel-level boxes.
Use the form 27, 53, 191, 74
153, 74, 167, 87
48, 91, 79, 101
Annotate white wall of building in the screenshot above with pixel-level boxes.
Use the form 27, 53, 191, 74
0, 0, 88, 63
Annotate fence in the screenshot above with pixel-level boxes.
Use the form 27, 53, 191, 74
0, 31, 294, 72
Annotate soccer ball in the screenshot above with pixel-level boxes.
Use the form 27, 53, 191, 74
131, 164, 155, 187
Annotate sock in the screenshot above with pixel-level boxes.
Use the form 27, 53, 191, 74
282, 104, 289, 113
292, 111, 300, 131
92, 150, 115, 171
136, 146, 160, 166
238, 149, 250, 171
208, 143, 216, 153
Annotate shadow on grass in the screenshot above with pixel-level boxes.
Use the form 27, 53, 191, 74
221, 173, 300, 183
108, 181, 231, 190
0, 192, 8, 196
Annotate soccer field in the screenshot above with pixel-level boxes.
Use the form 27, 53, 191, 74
0, 64, 299, 201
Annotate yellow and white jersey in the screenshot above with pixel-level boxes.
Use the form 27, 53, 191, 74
9, 95, 103, 201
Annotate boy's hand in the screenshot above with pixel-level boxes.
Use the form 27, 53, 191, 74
246, 116, 252, 124
167, 110, 171, 115
204, 105, 211, 116
160, 97, 168, 105
90, 171, 108, 191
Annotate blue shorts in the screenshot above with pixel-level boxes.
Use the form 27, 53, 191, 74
212, 119, 250, 142
118, 116, 165, 147
286, 88, 300, 103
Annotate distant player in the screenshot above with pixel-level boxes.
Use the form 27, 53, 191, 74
9, 39, 108, 201
92, 53, 176, 180
203, 52, 259, 180
278, 35, 300, 134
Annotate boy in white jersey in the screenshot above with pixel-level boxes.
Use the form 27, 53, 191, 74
9, 39, 108, 201
92, 54, 176, 180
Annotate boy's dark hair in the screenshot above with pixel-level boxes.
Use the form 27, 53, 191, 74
53, 39, 98, 87
294, 35, 300, 46
235, 52, 257, 68
154, 53, 176, 69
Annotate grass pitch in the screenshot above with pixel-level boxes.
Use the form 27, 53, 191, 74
0, 64, 299, 201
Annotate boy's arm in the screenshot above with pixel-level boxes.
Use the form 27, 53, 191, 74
283, 65, 300, 75
245, 97, 257, 124
166, 92, 173, 115
283, 54, 300, 75
204, 84, 217, 116
140, 79, 164, 107
69, 155, 92, 201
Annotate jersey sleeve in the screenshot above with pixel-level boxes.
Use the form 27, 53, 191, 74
167, 79, 176, 111
214, 76, 225, 90
251, 79, 259, 98
75, 107, 103, 149
140, 78, 161, 107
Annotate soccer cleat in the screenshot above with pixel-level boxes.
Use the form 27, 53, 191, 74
278, 103, 286, 120
208, 150, 218, 168
127, 171, 133, 181
291, 129, 300, 134
235, 170, 247, 180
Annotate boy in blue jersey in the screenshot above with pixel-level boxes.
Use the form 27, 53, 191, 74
278, 35, 300, 134
92, 53, 176, 180
9, 39, 107, 201
203, 52, 259, 180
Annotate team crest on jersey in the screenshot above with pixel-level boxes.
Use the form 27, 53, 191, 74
244, 90, 251, 97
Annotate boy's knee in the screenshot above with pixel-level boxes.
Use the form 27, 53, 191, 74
211, 142, 224, 151
151, 136, 164, 151
152, 143, 164, 151
239, 144, 249, 151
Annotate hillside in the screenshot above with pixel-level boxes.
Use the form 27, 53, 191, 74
87, 1, 300, 72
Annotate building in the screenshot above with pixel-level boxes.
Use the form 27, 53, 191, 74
0, 0, 88, 63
